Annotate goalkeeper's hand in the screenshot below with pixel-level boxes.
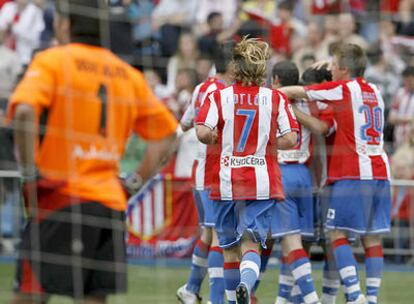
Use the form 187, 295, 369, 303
121, 172, 144, 196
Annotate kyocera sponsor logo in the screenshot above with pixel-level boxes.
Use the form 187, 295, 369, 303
221, 155, 266, 168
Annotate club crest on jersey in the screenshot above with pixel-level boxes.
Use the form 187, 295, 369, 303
327, 208, 336, 220
221, 155, 266, 168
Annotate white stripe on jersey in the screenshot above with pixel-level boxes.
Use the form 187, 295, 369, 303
195, 82, 218, 190
219, 86, 234, 199
369, 83, 391, 179
278, 101, 312, 164
277, 93, 295, 136
204, 93, 219, 129
256, 87, 271, 199
347, 81, 374, 179
306, 85, 343, 101
180, 83, 202, 127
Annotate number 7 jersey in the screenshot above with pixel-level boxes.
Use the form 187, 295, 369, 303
196, 83, 299, 201
305, 77, 391, 182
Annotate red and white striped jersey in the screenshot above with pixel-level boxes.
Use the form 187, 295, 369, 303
389, 87, 414, 147
181, 77, 226, 190
305, 77, 391, 182
195, 83, 299, 201
278, 100, 335, 165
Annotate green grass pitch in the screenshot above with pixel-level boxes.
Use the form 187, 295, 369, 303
0, 263, 413, 303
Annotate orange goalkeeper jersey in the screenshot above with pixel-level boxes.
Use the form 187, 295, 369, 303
8, 43, 178, 211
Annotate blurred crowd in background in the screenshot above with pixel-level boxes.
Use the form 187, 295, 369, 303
0, 0, 414, 259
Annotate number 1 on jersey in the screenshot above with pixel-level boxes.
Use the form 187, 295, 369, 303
236, 109, 256, 152
98, 84, 108, 136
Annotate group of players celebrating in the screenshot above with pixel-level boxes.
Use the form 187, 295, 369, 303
177, 37, 391, 304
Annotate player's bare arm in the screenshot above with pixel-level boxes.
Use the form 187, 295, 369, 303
13, 104, 37, 178
181, 123, 193, 132
292, 105, 330, 136
195, 125, 217, 145
277, 131, 298, 150
135, 132, 178, 182
279, 86, 307, 100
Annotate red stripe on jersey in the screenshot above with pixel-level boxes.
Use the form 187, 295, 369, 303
327, 83, 359, 181
267, 91, 283, 199
210, 90, 226, 198
204, 79, 226, 189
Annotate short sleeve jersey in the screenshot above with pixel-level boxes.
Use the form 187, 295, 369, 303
181, 77, 226, 190
8, 43, 178, 211
196, 83, 299, 201
305, 77, 390, 182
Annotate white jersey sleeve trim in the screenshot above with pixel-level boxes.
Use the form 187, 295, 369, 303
306, 84, 343, 101
276, 92, 296, 136
180, 83, 202, 127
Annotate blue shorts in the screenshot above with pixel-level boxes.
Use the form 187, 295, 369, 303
317, 185, 356, 243
213, 200, 274, 249
193, 189, 215, 228
271, 164, 314, 239
325, 180, 391, 235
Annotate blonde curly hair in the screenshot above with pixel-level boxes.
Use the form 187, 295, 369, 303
232, 36, 270, 87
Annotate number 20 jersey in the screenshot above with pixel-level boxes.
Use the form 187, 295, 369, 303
305, 77, 391, 182
196, 83, 299, 201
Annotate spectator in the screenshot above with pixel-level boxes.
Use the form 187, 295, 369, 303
398, 0, 414, 36
240, 0, 276, 21
165, 68, 198, 119
365, 46, 401, 109
0, 0, 45, 64
38, 0, 54, 49
0, 31, 22, 104
151, 0, 198, 57
195, 54, 213, 83
269, 1, 307, 57
292, 21, 328, 73
379, 20, 406, 73
388, 66, 414, 148
198, 12, 223, 57
130, 0, 159, 56
166, 31, 199, 92
195, 0, 239, 34
390, 141, 414, 263
337, 13, 369, 50
108, 0, 135, 59
144, 69, 171, 100
310, 0, 342, 15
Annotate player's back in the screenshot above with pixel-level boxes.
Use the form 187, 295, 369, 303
306, 77, 390, 181
334, 78, 390, 180
207, 83, 295, 201
10, 43, 169, 210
